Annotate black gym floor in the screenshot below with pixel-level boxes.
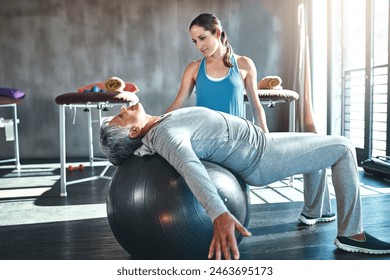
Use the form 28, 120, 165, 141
0, 161, 389, 260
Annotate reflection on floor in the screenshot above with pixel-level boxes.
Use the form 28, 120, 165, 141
249, 170, 390, 205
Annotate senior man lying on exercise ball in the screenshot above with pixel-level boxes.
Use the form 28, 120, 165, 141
99, 92, 390, 260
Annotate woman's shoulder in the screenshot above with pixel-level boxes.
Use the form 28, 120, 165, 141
187, 58, 202, 69
235, 55, 255, 70
184, 59, 202, 77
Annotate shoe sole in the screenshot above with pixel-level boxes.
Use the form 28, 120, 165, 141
334, 239, 390, 254
298, 215, 336, 226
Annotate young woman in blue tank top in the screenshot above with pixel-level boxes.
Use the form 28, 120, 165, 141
165, 13, 335, 227
165, 13, 269, 133
196, 55, 244, 117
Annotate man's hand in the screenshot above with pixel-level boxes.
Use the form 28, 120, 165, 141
208, 212, 251, 260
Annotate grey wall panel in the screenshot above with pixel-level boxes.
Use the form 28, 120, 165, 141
0, 0, 299, 160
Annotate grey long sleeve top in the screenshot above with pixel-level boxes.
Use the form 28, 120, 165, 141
134, 106, 266, 222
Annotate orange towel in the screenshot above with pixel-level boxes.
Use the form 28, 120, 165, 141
77, 78, 139, 93
258, 76, 283, 90
104, 76, 125, 92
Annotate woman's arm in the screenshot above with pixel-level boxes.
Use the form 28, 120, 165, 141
165, 60, 199, 113
238, 56, 269, 133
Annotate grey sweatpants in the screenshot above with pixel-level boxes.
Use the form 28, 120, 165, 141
246, 132, 363, 237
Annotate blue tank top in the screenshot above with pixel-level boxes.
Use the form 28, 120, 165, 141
195, 55, 245, 117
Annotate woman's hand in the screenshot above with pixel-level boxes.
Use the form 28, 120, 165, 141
113, 91, 139, 105
208, 212, 252, 260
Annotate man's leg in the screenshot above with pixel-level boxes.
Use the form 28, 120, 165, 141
249, 132, 362, 236
300, 169, 335, 224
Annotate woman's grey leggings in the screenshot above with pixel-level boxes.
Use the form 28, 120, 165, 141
248, 132, 363, 237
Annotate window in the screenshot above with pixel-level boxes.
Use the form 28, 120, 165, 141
340, 0, 389, 161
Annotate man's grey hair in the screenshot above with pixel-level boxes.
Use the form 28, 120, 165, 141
99, 118, 143, 166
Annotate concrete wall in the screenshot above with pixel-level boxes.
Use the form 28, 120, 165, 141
0, 0, 300, 160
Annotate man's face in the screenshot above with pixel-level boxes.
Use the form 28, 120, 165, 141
109, 103, 142, 128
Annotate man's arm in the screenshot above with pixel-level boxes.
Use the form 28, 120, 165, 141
159, 137, 228, 221
153, 135, 251, 259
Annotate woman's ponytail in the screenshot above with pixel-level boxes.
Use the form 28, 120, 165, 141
221, 31, 233, 68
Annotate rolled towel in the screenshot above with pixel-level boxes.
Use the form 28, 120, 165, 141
77, 80, 139, 93
258, 76, 283, 90
104, 76, 126, 92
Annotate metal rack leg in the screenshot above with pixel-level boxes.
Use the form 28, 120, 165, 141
59, 105, 67, 197
87, 108, 94, 166
12, 104, 21, 172
289, 101, 296, 133
288, 101, 296, 186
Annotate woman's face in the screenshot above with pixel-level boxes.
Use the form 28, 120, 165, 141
190, 25, 220, 57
